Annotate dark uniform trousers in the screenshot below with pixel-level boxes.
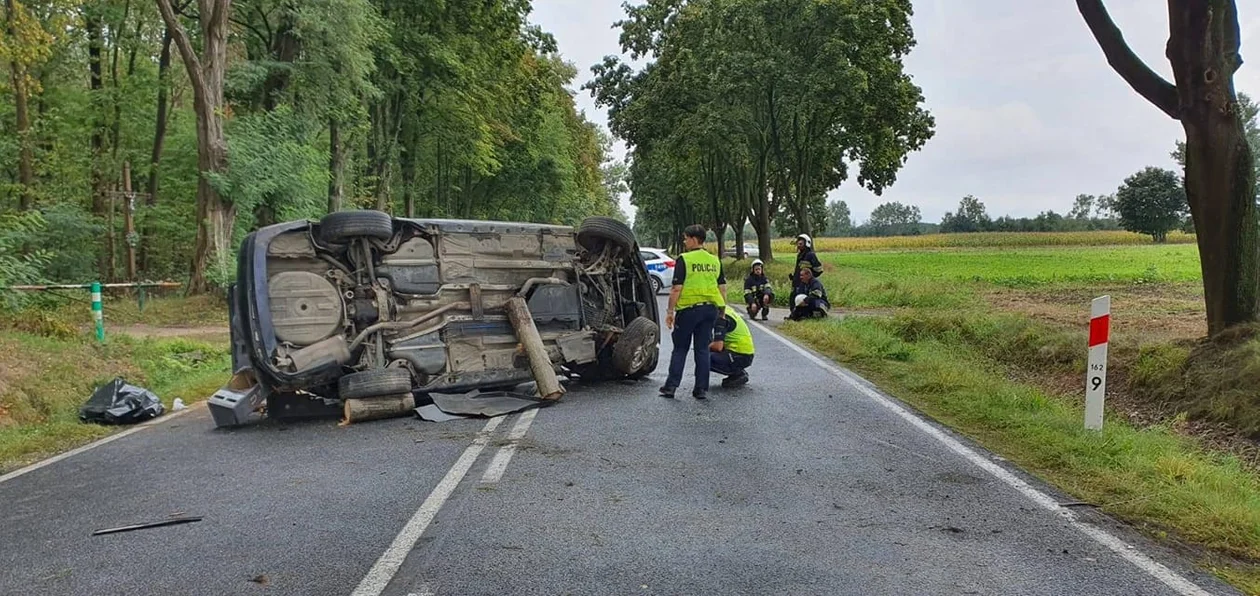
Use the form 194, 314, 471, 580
665, 304, 719, 392
710, 350, 754, 377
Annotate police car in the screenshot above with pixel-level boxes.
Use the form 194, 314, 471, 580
639, 247, 675, 294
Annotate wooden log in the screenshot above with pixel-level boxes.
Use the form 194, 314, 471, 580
505, 296, 565, 400
343, 393, 416, 424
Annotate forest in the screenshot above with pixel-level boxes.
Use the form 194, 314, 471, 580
0, 0, 626, 295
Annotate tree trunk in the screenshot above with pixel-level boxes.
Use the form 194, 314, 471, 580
328, 118, 344, 213
1079, 0, 1257, 334
158, 0, 234, 294
9, 65, 33, 210
5, 0, 33, 210
755, 159, 774, 262
140, 28, 173, 276
1169, 0, 1257, 334
88, 10, 111, 280
147, 29, 172, 203
261, 8, 300, 111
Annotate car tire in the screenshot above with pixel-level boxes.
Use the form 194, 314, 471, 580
319, 210, 394, 244
612, 316, 660, 375
576, 216, 635, 253
650, 276, 662, 294
338, 367, 413, 400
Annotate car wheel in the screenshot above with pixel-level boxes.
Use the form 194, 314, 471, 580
576, 216, 636, 253
612, 316, 660, 375
338, 367, 413, 400
626, 346, 659, 380
650, 276, 662, 294
319, 210, 394, 244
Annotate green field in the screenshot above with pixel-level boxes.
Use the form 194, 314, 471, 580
729, 232, 1260, 593
766, 230, 1198, 254
828, 244, 1202, 287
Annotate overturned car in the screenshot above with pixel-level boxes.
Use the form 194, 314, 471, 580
209, 211, 660, 427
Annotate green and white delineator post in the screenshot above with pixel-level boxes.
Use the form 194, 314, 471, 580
91, 281, 104, 342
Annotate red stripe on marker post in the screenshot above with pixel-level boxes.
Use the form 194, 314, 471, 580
1088, 314, 1110, 347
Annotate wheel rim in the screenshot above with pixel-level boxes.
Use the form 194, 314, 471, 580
629, 345, 647, 369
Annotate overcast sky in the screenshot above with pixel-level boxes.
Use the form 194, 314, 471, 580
530, 1, 1260, 224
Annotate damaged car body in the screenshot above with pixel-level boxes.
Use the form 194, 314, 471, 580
209, 211, 660, 427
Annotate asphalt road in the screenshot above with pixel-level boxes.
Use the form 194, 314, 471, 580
0, 302, 1240, 596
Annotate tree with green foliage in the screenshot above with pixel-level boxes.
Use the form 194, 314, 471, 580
1068, 194, 1095, 220
940, 195, 991, 233
1113, 167, 1188, 243
0, 0, 623, 292
867, 201, 921, 236
590, 0, 933, 262
1078, 0, 1256, 334
824, 200, 852, 237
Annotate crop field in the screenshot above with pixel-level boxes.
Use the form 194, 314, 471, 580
827, 244, 1202, 287
765, 230, 1197, 254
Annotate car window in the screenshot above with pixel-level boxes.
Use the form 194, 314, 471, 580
639, 251, 657, 261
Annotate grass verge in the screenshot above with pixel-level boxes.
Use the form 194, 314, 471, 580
0, 330, 230, 473
780, 315, 1260, 593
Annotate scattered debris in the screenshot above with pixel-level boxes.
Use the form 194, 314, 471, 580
415, 404, 468, 423
414, 389, 554, 422
1060, 501, 1098, 508
249, 575, 270, 585
79, 378, 164, 425
92, 516, 202, 536
172, 398, 187, 411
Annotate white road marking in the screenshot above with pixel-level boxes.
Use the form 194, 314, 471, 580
350, 416, 506, 596
480, 408, 539, 485
750, 320, 1216, 596
0, 402, 203, 485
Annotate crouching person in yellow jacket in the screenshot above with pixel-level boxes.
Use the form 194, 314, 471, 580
710, 305, 755, 388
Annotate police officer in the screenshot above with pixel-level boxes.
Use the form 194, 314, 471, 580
710, 305, 755, 387
661, 224, 727, 400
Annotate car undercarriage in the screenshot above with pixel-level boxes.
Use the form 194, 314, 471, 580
209, 211, 659, 427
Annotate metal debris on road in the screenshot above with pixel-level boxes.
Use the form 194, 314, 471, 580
413, 389, 554, 422
91, 516, 202, 536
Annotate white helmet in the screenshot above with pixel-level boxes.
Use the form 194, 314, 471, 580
751, 259, 764, 268
794, 294, 807, 307
796, 234, 813, 249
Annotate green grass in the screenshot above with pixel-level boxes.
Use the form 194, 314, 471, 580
824, 245, 1202, 288
0, 330, 230, 473
784, 316, 1260, 593
732, 239, 1260, 592
769, 230, 1197, 254
726, 243, 1200, 309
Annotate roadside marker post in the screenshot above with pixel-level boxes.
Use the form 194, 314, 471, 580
91, 281, 105, 343
1085, 295, 1110, 431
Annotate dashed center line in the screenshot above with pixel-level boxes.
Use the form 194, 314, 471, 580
350, 416, 506, 596
480, 408, 539, 485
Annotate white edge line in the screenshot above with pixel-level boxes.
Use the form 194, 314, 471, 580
480, 408, 539, 485
350, 416, 506, 596
750, 320, 1216, 596
0, 402, 203, 485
